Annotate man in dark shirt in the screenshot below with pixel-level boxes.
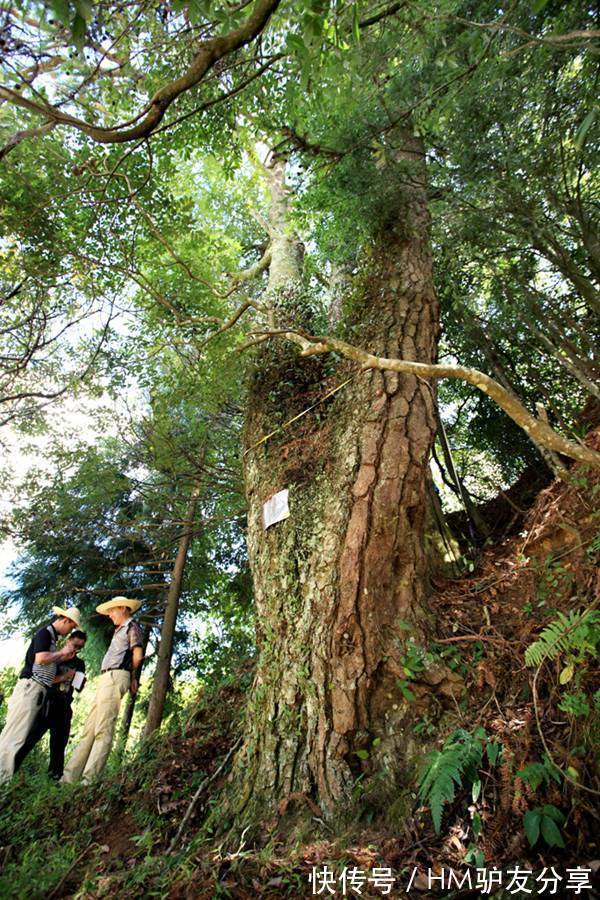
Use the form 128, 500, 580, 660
0, 605, 81, 784
14, 630, 87, 779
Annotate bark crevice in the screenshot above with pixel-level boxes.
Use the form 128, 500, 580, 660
229, 141, 450, 824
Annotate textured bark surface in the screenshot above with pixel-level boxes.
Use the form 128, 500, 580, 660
233, 148, 459, 822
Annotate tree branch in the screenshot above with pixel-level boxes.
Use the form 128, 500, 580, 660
0, 121, 56, 162
247, 328, 600, 469
448, 16, 600, 55
0, 0, 281, 145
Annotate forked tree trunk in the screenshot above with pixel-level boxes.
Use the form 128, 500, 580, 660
231, 143, 461, 821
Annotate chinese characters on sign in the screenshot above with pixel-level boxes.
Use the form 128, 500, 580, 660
308, 865, 593, 896
262, 489, 290, 529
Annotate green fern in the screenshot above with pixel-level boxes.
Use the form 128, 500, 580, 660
517, 755, 561, 792
418, 728, 486, 834
524, 609, 600, 668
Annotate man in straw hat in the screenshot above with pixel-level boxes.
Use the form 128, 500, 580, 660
62, 596, 144, 783
0, 605, 81, 784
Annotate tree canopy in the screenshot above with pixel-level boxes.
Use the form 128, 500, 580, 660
0, 0, 598, 889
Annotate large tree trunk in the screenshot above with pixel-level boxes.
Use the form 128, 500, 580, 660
231, 143, 461, 822
144, 471, 203, 737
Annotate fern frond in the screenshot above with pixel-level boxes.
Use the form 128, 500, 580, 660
525, 609, 600, 668
418, 728, 487, 833
418, 748, 463, 833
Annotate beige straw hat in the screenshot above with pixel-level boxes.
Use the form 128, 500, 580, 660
52, 605, 82, 627
96, 596, 141, 615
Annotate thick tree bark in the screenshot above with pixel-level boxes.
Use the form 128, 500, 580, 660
231, 144, 461, 822
144, 471, 203, 737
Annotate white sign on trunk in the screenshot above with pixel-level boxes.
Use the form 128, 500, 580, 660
263, 489, 290, 529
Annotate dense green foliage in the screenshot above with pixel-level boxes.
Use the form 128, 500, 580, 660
524, 608, 600, 667
2, 0, 596, 493
0, 0, 598, 890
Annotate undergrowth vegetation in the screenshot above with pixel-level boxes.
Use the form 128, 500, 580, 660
0, 444, 598, 898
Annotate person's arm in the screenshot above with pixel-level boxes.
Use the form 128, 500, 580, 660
53, 668, 76, 684
33, 630, 75, 665
35, 645, 75, 665
130, 646, 144, 695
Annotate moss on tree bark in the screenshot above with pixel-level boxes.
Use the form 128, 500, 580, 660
227, 142, 462, 827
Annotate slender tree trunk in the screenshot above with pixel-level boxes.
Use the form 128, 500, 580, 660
437, 416, 490, 540
230, 142, 461, 822
526, 318, 600, 400
144, 469, 203, 737
532, 232, 600, 318
425, 474, 462, 576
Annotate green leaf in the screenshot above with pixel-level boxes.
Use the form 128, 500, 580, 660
418, 729, 486, 834
540, 816, 565, 848
542, 804, 565, 824
399, 682, 415, 702
354, 749, 369, 760
559, 663, 574, 684
518, 762, 545, 792
486, 741, 500, 766
50, 0, 71, 25
71, 12, 86, 51
74, 0, 93, 21
574, 108, 597, 151
472, 811, 482, 838
525, 610, 600, 667
286, 33, 307, 55
472, 778, 481, 802
524, 810, 541, 847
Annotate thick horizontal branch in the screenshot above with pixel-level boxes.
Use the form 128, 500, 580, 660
251, 329, 600, 469
0, 0, 280, 145
225, 247, 272, 292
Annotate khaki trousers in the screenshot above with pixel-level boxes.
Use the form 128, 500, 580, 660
0, 678, 46, 784
62, 670, 130, 784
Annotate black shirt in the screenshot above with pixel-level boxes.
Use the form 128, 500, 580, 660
20, 623, 57, 681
